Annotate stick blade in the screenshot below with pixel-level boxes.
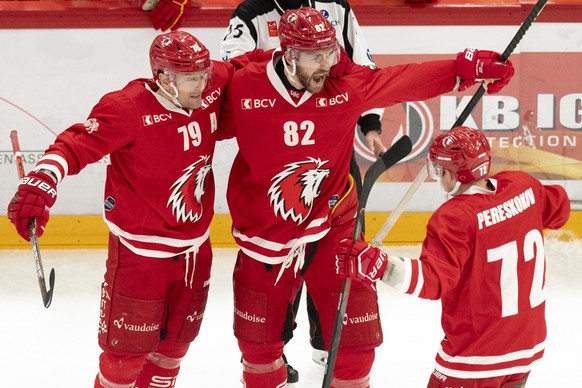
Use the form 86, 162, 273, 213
364, 135, 412, 185
359, 135, 413, 210
381, 135, 413, 169
42, 268, 56, 308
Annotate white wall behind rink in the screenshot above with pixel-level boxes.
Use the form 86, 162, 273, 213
0, 24, 580, 215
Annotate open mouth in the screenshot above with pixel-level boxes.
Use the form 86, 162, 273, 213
312, 73, 327, 86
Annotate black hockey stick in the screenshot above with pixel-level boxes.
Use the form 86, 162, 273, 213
453, 0, 548, 127
371, 0, 548, 247
10, 130, 56, 308
322, 135, 412, 388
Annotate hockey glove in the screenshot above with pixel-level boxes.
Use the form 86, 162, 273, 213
335, 238, 387, 286
150, 0, 190, 31
7, 171, 57, 241
455, 48, 515, 94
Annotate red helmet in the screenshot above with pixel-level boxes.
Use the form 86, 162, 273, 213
278, 7, 337, 51
429, 126, 491, 184
149, 31, 211, 80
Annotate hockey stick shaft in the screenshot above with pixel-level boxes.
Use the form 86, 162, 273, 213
453, 0, 547, 127
371, 167, 427, 247
371, 0, 548, 247
322, 136, 412, 388
10, 130, 55, 308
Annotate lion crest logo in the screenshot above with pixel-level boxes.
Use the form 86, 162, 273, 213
84, 118, 99, 134
268, 157, 330, 224
167, 155, 212, 223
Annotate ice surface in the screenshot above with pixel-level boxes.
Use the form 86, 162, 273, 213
0, 238, 580, 387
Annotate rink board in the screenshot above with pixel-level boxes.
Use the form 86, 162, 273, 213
0, 212, 580, 249
1, 1, 581, 249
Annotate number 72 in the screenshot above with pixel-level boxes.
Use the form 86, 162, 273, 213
487, 229, 546, 317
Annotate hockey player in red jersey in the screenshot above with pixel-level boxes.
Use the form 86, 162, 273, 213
336, 126, 571, 388
7, 31, 234, 388
221, 0, 388, 378
222, 7, 515, 387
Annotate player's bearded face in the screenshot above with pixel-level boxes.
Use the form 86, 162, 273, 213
172, 70, 209, 109
295, 47, 338, 93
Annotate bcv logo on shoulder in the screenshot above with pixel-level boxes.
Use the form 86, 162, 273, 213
316, 92, 349, 108
201, 87, 222, 109
241, 98, 276, 110
142, 113, 173, 126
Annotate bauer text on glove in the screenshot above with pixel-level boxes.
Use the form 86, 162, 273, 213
7, 171, 57, 241
455, 48, 515, 94
335, 239, 388, 286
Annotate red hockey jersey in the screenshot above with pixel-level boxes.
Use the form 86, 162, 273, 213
400, 171, 570, 378
35, 62, 234, 257
224, 51, 457, 264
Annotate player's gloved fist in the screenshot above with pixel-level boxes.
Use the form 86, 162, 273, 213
329, 45, 353, 78
150, 0, 190, 31
7, 171, 57, 241
455, 48, 515, 94
335, 238, 387, 286
485, 61, 515, 94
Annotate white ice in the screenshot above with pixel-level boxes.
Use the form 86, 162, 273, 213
1, 238, 580, 387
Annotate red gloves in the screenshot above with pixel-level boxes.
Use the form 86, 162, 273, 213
150, 0, 190, 31
335, 239, 388, 286
7, 171, 57, 241
455, 48, 515, 94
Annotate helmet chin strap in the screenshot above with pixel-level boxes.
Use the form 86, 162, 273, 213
283, 59, 306, 91
156, 73, 183, 108
438, 178, 462, 200
282, 52, 298, 79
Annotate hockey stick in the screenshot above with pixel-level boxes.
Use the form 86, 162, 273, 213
322, 135, 412, 388
371, 0, 548, 247
10, 130, 56, 308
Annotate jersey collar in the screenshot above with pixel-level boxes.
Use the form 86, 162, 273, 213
267, 49, 313, 108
